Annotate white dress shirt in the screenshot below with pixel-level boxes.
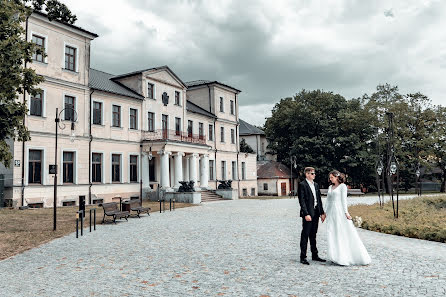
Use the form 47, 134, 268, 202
306, 178, 317, 207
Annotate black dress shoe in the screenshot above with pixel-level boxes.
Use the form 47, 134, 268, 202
312, 256, 326, 262
300, 259, 310, 265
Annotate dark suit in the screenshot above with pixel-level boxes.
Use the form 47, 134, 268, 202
298, 179, 325, 260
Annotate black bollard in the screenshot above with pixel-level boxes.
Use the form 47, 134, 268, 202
80, 210, 83, 236
94, 208, 96, 230
89, 209, 92, 232
76, 212, 79, 238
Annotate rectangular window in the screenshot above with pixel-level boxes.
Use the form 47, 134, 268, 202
231, 129, 235, 144
188, 120, 193, 137
208, 124, 213, 141
175, 91, 180, 105
175, 117, 181, 135
92, 153, 102, 183
220, 97, 224, 112
148, 112, 154, 132
92, 101, 102, 125
32, 34, 45, 62
112, 154, 121, 182
221, 161, 226, 180
64, 95, 75, 121
232, 161, 236, 180
220, 126, 225, 142
263, 183, 268, 190
230, 100, 234, 115
209, 160, 214, 180
199, 122, 204, 140
162, 114, 168, 139
28, 150, 42, 184
130, 155, 138, 183
242, 162, 246, 180
30, 91, 43, 116
147, 83, 154, 99
63, 152, 74, 183
130, 108, 138, 130
112, 105, 121, 127
242, 188, 247, 196
251, 188, 255, 196
65, 45, 76, 71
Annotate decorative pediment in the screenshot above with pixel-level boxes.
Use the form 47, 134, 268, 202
145, 68, 185, 89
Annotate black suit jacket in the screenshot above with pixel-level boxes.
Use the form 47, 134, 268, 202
298, 180, 325, 217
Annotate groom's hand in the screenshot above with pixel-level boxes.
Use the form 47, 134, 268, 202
321, 213, 326, 222
304, 215, 312, 222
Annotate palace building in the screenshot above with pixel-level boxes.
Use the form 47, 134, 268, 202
1, 11, 257, 207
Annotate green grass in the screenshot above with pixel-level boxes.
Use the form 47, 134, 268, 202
349, 195, 446, 243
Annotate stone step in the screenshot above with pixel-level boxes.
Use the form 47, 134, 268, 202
200, 191, 225, 202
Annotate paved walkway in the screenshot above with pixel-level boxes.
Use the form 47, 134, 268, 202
0, 197, 445, 296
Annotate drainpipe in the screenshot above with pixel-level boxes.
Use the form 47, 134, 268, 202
139, 142, 143, 205
21, 15, 30, 207
235, 93, 240, 197
88, 90, 94, 204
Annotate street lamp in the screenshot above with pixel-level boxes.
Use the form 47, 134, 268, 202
290, 155, 297, 198
53, 107, 77, 231
415, 164, 421, 196
376, 159, 384, 207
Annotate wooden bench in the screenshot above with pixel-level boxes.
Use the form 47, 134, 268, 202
101, 202, 129, 223
125, 199, 151, 218
320, 188, 364, 196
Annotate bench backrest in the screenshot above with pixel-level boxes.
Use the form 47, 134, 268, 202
102, 202, 118, 213
129, 200, 141, 207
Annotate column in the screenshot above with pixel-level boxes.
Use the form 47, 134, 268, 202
142, 153, 150, 189
174, 152, 184, 188
189, 153, 198, 186
200, 154, 209, 188
158, 150, 171, 188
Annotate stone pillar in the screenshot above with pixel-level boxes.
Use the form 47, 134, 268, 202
174, 152, 184, 188
189, 153, 198, 186
158, 150, 171, 189
200, 154, 209, 188
142, 153, 150, 189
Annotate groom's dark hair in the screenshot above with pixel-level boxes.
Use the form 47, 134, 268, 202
304, 167, 315, 174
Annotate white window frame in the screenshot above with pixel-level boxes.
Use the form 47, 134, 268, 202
209, 159, 215, 180
128, 153, 140, 183
128, 107, 139, 130
25, 146, 47, 186
91, 99, 104, 125
230, 100, 235, 115
220, 126, 225, 143
60, 148, 78, 185
147, 80, 156, 99
62, 42, 79, 72
208, 124, 214, 141
232, 161, 237, 180
91, 151, 105, 184
231, 128, 235, 144
221, 160, 227, 180
29, 31, 48, 63
147, 111, 156, 131
110, 152, 123, 183
62, 93, 78, 121
111, 103, 122, 128
28, 88, 46, 117
241, 161, 246, 180
174, 90, 181, 106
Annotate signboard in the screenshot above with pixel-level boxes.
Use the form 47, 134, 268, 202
49, 165, 57, 174
14, 160, 20, 167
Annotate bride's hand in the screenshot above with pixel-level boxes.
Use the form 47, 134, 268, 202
345, 213, 352, 220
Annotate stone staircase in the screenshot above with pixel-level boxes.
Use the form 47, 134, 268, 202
200, 190, 226, 202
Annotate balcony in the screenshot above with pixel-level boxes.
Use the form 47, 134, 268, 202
143, 129, 206, 145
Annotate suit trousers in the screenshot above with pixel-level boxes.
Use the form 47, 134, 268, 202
300, 207, 320, 260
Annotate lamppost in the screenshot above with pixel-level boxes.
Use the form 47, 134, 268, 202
53, 107, 77, 231
376, 159, 384, 207
386, 112, 399, 219
415, 163, 421, 196
290, 155, 297, 198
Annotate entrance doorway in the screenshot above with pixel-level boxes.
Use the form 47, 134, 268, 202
281, 182, 287, 196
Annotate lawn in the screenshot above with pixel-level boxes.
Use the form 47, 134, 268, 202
349, 195, 446, 243
0, 201, 194, 261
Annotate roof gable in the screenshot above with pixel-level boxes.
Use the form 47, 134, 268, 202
112, 66, 186, 88
239, 119, 265, 136
89, 69, 144, 100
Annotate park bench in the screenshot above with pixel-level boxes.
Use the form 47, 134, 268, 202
124, 199, 151, 218
320, 188, 364, 196
100, 202, 129, 224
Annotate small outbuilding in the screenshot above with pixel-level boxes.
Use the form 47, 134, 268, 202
257, 161, 298, 196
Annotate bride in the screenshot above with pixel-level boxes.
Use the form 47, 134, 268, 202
325, 170, 371, 266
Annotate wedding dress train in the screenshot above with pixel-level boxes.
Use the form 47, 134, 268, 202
325, 183, 371, 266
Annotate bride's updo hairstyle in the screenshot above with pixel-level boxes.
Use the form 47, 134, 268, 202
329, 170, 346, 184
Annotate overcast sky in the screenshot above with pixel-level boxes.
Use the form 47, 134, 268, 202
62, 0, 446, 126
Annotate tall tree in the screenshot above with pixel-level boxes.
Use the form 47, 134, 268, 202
432, 106, 446, 192
0, 0, 76, 167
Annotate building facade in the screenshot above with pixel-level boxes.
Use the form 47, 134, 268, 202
239, 119, 275, 161
2, 12, 257, 208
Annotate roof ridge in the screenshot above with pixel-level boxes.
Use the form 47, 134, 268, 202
90, 68, 115, 76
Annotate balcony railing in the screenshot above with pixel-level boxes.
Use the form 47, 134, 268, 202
143, 129, 206, 145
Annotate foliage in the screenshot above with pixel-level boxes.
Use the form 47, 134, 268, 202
240, 138, 254, 154
349, 195, 446, 243
0, 0, 76, 167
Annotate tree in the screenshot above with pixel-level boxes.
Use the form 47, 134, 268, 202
0, 0, 76, 167
240, 138, 254, 154
431, 106, 446, 192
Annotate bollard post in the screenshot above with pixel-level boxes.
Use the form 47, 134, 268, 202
80, 210, 84, 236
169, 199, 172, 211
94, 208, 96, 230
89, 209, 92, 232
76, 212, 79, 238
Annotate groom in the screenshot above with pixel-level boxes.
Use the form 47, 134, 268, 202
298, 167, 326, 265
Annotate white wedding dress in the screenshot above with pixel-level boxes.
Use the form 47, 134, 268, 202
325, 183, 371, 266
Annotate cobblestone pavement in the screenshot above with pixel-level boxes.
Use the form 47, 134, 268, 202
1, 197, 445, 296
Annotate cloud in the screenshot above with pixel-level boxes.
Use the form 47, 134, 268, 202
62, 0, 446, 125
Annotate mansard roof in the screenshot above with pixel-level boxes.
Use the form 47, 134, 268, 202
89, 68, 144, 100
185, 80, 241, 93
111, 66, 187, 88
239, 119, 265, 136
186, 101, 216, 118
